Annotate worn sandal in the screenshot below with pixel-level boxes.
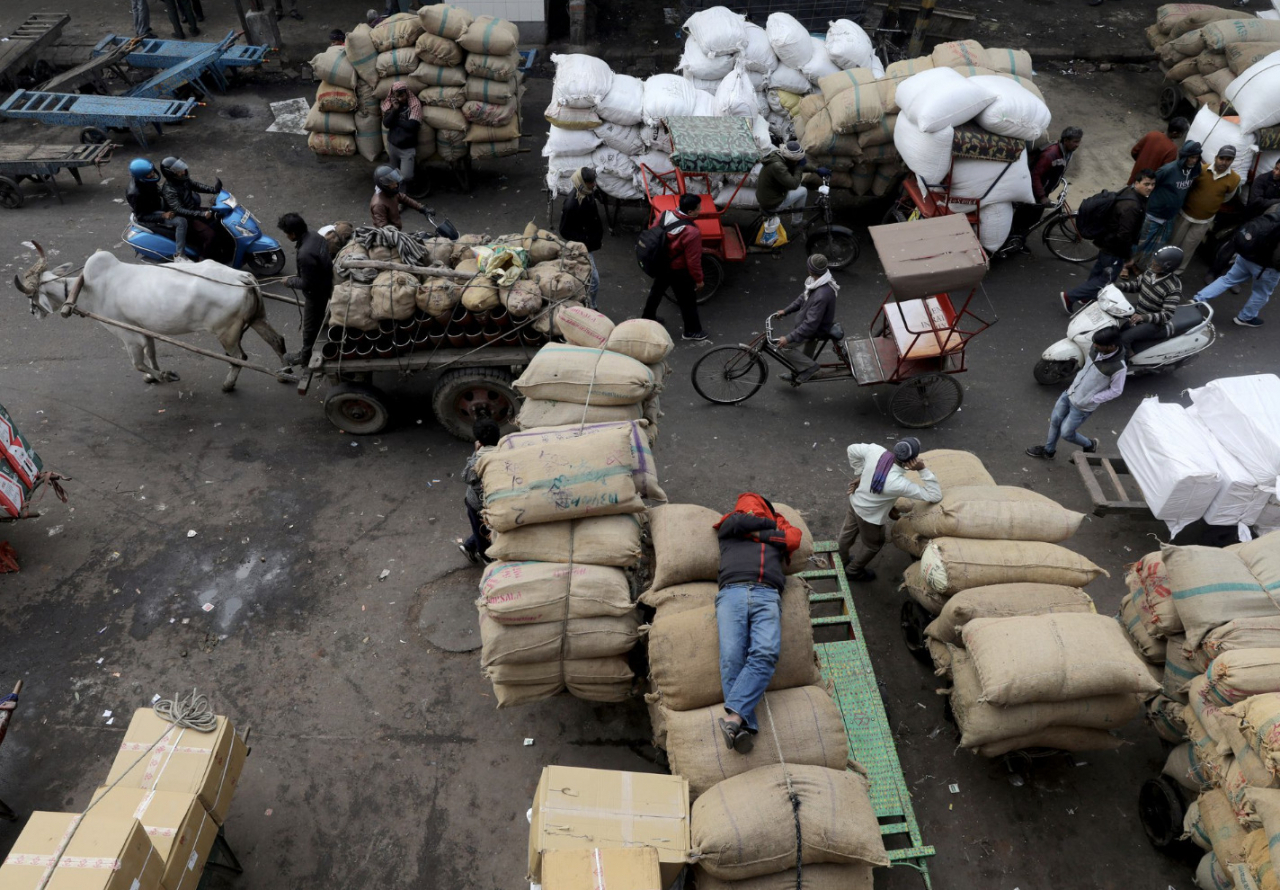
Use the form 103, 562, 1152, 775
732, 728, 755, 754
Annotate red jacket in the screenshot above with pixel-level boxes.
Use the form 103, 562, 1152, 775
659, 210, 704, 285
1129, 131, 1177, 185
714, 493, 803, 590
1031, 143, 1071, 202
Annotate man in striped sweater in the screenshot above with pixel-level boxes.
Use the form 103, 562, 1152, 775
1115, 245, 1184, 359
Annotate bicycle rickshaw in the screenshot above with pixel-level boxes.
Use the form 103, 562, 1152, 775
640, 115, 859, 303
691, 214, 995, 428
882, 124, 1096, 264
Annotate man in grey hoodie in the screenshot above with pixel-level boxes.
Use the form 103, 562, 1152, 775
1026, 327, 1127, 459
773, 254, 838, 384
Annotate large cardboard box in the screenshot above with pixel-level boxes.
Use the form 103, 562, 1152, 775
867, 213, 988, 300
103, 709, 248, 825
0, 811, 165, 890
543, 847, 663, 890
88, 788, 218, 890
528, 767, 689, 887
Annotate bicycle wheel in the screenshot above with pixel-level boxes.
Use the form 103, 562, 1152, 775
806, 229, 860, 269
691, 345, 769, 404
664, 254, 723, 305
881, 199, 912, 225
889, 373, 963, 428
1043, 216, 1099, 263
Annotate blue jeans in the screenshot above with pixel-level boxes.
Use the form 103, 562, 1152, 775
715, 583, 781, 732
1045, 391, 1093, 454
587, 252, 599, 309
1065, 251, 1124, 306
1194, 255, 1280, 322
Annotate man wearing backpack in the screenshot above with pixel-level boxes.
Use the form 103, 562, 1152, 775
640, 194, 710, 341
1193, 205, 1280, 328
1134, 141, 1203, 268
1061, 170, 1156, 313
1169, 146, 1240, 273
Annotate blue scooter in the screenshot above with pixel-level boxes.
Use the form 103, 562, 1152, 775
122, 190, 286, 277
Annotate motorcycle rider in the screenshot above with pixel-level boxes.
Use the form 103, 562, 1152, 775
125, 159, 175, 243
369, 166, 424, 230
159, 156, 222, 263
1114, 245, 1184, 359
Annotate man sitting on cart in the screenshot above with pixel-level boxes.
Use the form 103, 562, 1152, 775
772, 253, 838, 384
756, 142, 809, 226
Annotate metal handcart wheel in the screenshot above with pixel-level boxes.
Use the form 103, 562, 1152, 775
889, 372, 964, 428
0, 177, 23, 209
1138, 776, 1189, 850
899, 598, 934, 666
79, 127, 109, 145
1158, 85, 1185, 121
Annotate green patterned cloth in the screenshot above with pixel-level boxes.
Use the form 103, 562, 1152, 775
1255, 126, 1280, 152
666, 116, 760, 173
951, 125, 1025, 162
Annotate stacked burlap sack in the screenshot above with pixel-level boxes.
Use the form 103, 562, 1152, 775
308, 5, 521, 164
1119, 534, 1280, 888
637, 502, 890, 888
304, 62, 361, 156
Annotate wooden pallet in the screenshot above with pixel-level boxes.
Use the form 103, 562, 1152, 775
1072, 452, 1148, 516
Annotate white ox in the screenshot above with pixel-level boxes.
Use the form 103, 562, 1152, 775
14, 244, 287, 392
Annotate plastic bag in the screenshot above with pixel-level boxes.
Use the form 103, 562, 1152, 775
755, 216, 788, 248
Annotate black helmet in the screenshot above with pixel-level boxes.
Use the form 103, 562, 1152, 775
160, 156, 189, 181
374, 165, 402, 193
1150, 245, 1183, 274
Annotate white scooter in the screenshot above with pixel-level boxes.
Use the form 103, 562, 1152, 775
1034, 284, 1216, 385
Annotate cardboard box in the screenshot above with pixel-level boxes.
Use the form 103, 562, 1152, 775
543, 847, 663, 890
103, 709, 248, 825
0, 810, 164, 890
868, 213, 988, 300
88, 788, 218, 890
528, 767, 689, 887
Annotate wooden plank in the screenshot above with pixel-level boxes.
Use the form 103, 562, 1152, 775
1102, 458, 1131, 502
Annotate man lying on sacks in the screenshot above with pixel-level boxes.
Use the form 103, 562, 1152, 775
714, 493, 804, 754
839, 437, 942, 582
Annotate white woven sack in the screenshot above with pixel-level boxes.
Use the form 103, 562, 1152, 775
767, 13, 814, 68
591, 145, 637, 178
685, 75, 723, 94
800, 37, 841, 82
897, 67, 996, 133
543, 125, 602, 157
947, 150, 1036, 205
596, 121, 646, 155
715, 184, 759, 208
827, 19, 875, 70
693, 90, 719, 116
976, 202, 1014, 253
684, 7, 748, 58
643, 74, 699, 126
742, 23, 780, 73
551, 54, 615, 109
769, 64, 812, 93
870, 55, 886, 78
971, 75, 1051, 140
893, 116, 954, 184
546, 152, 596, 177
748, 70, 768, 90
597, 73, 645, 126
1186, 105, 1257, 179
636, 150, 676, 177
679, 38, 736, 80
598, 170, 644, 200
716, 61, 758, 117
751, 115, 773, 151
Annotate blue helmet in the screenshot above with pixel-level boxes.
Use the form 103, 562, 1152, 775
129, 158, 158, 181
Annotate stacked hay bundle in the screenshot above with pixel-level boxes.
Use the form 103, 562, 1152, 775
1122, 534, 1280, 887
457, 13, 523, 160
305, 48, 361, 156
638, 502, 890, 888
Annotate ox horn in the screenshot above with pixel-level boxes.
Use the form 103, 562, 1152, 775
16, 240, 47, 295
13, 274, 30, 295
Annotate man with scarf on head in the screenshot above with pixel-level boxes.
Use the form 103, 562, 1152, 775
756, 141, 809, 226
382, 81, 423, 189
713, 494, 803, 753
558, 167, 604, 308
840, 438, 941, 581
773, 253, 838, 384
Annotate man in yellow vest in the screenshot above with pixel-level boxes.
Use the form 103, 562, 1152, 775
1170, 146, 1240, 274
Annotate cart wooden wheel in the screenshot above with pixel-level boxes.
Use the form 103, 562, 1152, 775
0, 177, 23, 210
79, 127, 109, 145
430, 367, 519, 440
1158, 85, 1184, 121
324, 382, 390, 435
890, 372, 964, 428
665, 254, 723, 305
1138, 776, 1187, 849
899, 599, 934, 666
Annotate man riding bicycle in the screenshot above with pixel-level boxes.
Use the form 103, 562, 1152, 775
773, 253, 838, 384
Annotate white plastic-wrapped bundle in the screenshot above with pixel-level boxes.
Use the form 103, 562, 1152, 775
742, 23, 779, 73
1195, 416, 1274, 526
894, 116, 955, 184
947, 151, 1036, 205
746, 70, 768, 90
679, 38, 736, 80
716, 62, 758, 117
766, 13, 813, 68
597, 74, 645, 126
598, 170, 644, 200
643, 74, 699, 125
971, 75, 1051, 141
769, 64, 812, 94
596, 121, 646, 155
976, 202, 1014, 253
826, 19, 875, 70
1223, 50, 1280, 132
897, 67, 996, 132
543, 126, 602, 156
1186, 374, 1280, 486
684, 7, 748, 58
1186, 106, 1257, 179
1118, 397, 1224, 536
800, 37, 840, 82
551, 53, 615, 108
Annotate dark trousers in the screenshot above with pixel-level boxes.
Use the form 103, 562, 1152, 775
642, 268, 702, 335
1120, 321, 1163, 355
1010, 201, 1047, 242
464, 503, 489, 556
1065, 251, 1125, 307
836, 502, 886, 572
299, 288, 330, 360
163, 0, 199, 36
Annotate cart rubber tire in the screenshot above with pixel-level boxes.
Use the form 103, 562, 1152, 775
881, 197, 911, 225
900, 599, 934, 666
0, 176, 22, 210
665, 254, 723, 305
1158, 85, 1183, 121
890, 372, 964, 428
1042, 216, 1099, 264
79, 127, 109, 145
324, 383, 390, 435
806, 229, 860, 270
246, 249, 286, 278
1034, 358, 1078, 386
431, 367, 519, 440
691, 345, 768, 404
1139, 776, 1187, 849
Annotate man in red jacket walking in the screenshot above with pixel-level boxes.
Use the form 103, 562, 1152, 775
641, 194, 710, 341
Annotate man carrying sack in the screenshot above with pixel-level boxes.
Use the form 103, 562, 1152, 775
839, 438, 942, 581
713, 494, 803, 754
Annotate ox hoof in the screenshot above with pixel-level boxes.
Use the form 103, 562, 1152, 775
221, 382, 237, 393
144, 376, 160, 385
163, 371, 180, 382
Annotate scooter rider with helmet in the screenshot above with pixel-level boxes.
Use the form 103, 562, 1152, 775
1115, 244, 1184, 359
159, 156, 222, 263
125, 159, 172, 233
369, 165, 424, 230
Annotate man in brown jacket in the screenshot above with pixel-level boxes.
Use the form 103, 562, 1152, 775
369, 165, 423, 229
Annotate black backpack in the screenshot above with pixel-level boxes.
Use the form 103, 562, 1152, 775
636, 215, 685, 278
1075, 189, 1129, 241
1233, 210, 1280, 256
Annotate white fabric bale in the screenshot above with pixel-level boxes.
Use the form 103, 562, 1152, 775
897, 67, 996, 133
893, 116, 955, 184
947, 150, 1036, 205
643, 74, 699, 126
636, 150, 676, 178
1186, 374, 1280, 485
769, 63, 813, 93
679, 38, 736, 80
1186, 105, 1257, 178
1193, 415, 1274, 526
742, 23, 779, 73
870, 55, 886, 78
971, 75, 1052, 140
693, 89, 719, 116
685, 7, 748, 58
597, 170, 644, 200
546, 152, 596, 178
747, 70, 768, 90
801, 37, 841, 82
716, 61, 758, 117
596, 121, 646, 155
976, 202, 1014, 252
826, 19, 875, 70
543, 126, 603, 156
641, 124, 674, 152
591, 145, 637, 178
551, 54, 615, 109
1118, 397, 1223, 536
767, 13, 814, 68
597, 74, 645, 126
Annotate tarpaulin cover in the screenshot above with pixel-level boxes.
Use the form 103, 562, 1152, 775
665, 116, 760, 173
1118, 397, 1221, 536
